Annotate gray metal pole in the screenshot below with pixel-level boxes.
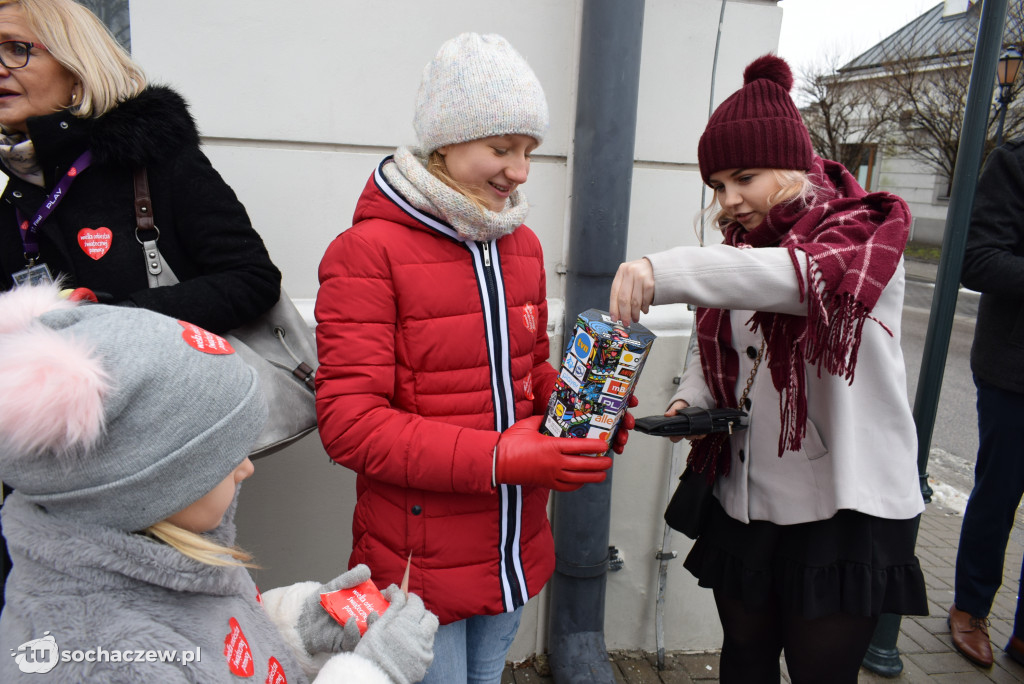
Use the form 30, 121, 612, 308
862, 0, 1009, 675
547, 1, 644, 682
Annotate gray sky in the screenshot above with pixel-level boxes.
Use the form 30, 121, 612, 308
777, 0, 939, 74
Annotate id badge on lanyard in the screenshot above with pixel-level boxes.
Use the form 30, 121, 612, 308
11, 261, 54, 286
11, 150, 92, 287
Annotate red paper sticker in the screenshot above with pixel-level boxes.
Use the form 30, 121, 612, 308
265, 657, 287, 684
223, 617, 254, 677
522, 302, 538, 333
77, 227, 112, 260
319, 579, 390, 635
179, 321, 235, 355
255, 587, 263, 605
524, 374, 534, 401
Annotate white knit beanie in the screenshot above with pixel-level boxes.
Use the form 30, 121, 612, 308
413, 33, 549, 153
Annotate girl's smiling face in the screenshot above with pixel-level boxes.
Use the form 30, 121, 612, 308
438, 134, 538, 212
708, 168, 784, 230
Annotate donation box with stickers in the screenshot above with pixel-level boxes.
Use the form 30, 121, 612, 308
541, 309, 656, 445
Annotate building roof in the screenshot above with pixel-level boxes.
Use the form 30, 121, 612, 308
841, 1, 980, 73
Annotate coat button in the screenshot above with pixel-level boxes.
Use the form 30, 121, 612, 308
59, 121, 69, 129
11, 190, 21, 198
746, 346, 757, 359
739, 449, 746, 463
411, 505, 422, 515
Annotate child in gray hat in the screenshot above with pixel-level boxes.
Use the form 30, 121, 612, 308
0, 283, 437, 683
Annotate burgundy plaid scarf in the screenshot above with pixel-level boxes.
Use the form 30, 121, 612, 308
689, 156, 911, 480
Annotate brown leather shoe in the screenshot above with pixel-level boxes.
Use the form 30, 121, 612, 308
1006, 634, 1024, 666
949, 605, 993, 667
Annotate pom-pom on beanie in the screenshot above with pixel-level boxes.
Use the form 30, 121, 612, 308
697, 54, 813, 185
414, 32, 549, 154
0, 284, 267, 532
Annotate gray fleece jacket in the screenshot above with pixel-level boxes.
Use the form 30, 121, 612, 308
0, 492, 390, 683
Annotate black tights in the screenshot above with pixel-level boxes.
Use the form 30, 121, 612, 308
714, 590, 879, 684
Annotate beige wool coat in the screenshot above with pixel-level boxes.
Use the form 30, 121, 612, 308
648, 244, 925, 525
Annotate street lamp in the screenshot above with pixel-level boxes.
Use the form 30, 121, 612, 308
995, 47, 1023, 144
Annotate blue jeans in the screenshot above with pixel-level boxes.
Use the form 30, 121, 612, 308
954, 375, 1024, 628
419, 607, 523, 684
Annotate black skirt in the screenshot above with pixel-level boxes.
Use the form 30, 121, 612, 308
683, 497, 929, 620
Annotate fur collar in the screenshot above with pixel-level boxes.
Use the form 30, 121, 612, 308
22, 85, 201, 171
87, 85, 201, 167
1, 491, 247, 597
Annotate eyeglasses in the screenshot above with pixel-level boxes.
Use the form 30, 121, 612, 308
0, 40, 48, 70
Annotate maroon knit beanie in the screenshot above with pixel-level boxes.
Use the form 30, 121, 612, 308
697, 54, 813, 185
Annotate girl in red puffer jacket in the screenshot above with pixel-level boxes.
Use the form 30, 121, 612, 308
315, 33, 632, 684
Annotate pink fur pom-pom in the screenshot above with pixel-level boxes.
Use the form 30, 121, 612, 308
0, 325, 110, 457
743, 54, 794, 92
0, 282, 75, 335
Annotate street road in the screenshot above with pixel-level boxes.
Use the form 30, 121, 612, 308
900, 275, 979, 507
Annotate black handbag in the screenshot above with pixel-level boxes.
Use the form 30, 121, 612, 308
663, 465, 715, 539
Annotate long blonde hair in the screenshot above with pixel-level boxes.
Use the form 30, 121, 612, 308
426, 149, 492, 215
0, 0, 146, 118
145, 521, 257, 569
697, 169, 815, 240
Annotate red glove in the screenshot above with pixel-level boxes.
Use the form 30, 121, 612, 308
610, 394, 640, 454
495, 416, 612, 492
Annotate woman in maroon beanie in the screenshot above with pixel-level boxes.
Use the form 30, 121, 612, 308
609, 54, 927, 683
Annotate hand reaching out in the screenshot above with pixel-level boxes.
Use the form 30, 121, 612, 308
609, 258, 655, 326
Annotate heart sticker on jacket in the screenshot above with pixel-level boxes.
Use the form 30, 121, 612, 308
265, 657, 288, 684
77, 227, 112, 260
224, 617, 255, 677
523, 302, 538, 333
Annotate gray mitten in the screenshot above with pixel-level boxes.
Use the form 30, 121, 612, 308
354, 585, 439, 684
296, 564, 372, 655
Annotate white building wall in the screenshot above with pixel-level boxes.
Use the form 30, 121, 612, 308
129, 0, 781, 658
877, 155, 950, 244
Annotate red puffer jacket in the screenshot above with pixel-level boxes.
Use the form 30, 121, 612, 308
315, 158, 560, 625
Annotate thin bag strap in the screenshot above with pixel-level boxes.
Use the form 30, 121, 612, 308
133, 167, 154, 232
133, 167, 178, 287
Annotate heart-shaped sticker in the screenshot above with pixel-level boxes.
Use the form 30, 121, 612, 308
523, 302, 538, 333
224, 617, 254, 677
265, 657, 288, 684
179, 321, 234, 355
77, 227, 112, 260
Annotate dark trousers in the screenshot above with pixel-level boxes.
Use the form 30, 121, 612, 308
954, 375, 1024, 631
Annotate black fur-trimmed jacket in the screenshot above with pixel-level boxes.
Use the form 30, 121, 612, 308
0, 86, 280, 333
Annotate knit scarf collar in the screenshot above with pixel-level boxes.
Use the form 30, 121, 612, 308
0, 133, 45, 187
689, 156, 911, 480
382, 146, 528, 242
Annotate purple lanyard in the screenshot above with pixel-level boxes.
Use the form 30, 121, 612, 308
16, 150, 92, 257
